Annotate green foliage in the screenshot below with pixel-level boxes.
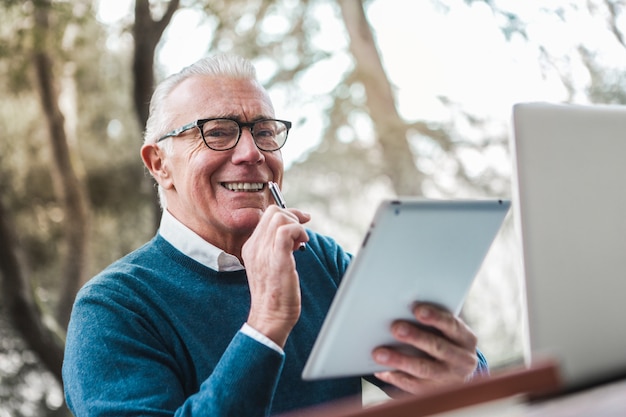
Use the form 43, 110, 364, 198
581, 46, 626, 105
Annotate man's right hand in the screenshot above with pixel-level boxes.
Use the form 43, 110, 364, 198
243, 205, 310, 347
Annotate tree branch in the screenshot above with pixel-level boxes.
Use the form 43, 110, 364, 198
133, 0, 181, 231
338, 0, 423, 195
32, 0, 90, 330
132, 0, 181, 129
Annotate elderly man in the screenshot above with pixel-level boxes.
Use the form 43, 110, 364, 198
62, 54, 486, 417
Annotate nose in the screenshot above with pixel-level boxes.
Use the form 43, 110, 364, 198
231, 127, 264, 164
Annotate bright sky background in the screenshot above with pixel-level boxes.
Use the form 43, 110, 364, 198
97, 0, 623, 168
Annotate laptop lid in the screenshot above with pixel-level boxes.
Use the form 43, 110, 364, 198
511, 102, 626, 389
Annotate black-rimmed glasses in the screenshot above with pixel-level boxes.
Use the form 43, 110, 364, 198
157, 118, 292, 152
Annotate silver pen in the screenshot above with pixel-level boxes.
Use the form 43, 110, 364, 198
268, 181, 306, 251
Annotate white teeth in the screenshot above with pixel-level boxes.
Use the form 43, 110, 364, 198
223, 182, 264, 192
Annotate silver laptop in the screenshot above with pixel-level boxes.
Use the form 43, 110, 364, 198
511, 102, 626, 390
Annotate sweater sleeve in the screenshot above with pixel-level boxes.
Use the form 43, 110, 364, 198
63, 282, 284, 417
178, 332, 285, 417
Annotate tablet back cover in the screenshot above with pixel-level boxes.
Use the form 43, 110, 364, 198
302, 199, 510, 380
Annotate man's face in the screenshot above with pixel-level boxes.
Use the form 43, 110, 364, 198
156, 75, 285, 251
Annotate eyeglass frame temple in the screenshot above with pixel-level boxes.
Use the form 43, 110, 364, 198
157, 122, 198, 142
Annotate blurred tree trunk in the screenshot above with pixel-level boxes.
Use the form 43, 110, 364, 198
338, 0, 423, 196
133, 0, 180, 230
0, 198, 65, 384
32, 0, 90, 331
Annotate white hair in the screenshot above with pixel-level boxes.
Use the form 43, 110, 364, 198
143, 54, 260, 209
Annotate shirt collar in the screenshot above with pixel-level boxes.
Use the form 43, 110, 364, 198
158, 210, 244, 272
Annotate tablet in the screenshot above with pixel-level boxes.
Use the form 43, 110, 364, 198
302, 199, 510, 380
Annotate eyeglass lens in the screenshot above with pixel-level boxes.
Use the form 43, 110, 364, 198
201, 119, 288, 151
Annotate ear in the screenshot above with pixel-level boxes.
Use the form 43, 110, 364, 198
141, 143, 173, 189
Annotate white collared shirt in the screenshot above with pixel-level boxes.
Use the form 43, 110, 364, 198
158, 210, 283, 354
159, 210, 244, 271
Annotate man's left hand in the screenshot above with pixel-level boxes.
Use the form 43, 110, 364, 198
372, 303, 479, 395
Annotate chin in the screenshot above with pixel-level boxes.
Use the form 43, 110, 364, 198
228, 207, 264, 229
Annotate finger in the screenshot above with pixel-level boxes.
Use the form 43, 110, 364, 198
264, 210, 309, 250
373, 345, 473, 395
372, 347, 465, 395
274, 222, 309, 252
373, 347, 447, 381
277, 209, 310, 251
412, 304, 478, 350
374, 369, 440, 394
265, 204, 311, 224
388, 321, 478, 374
286, 208, 311, 225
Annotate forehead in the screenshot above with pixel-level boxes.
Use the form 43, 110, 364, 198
165, 75, 275, 121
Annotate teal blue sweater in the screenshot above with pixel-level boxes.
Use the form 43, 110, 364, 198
63, 231, 488, 416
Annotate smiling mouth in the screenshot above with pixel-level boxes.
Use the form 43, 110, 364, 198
221, 182, 265, 192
